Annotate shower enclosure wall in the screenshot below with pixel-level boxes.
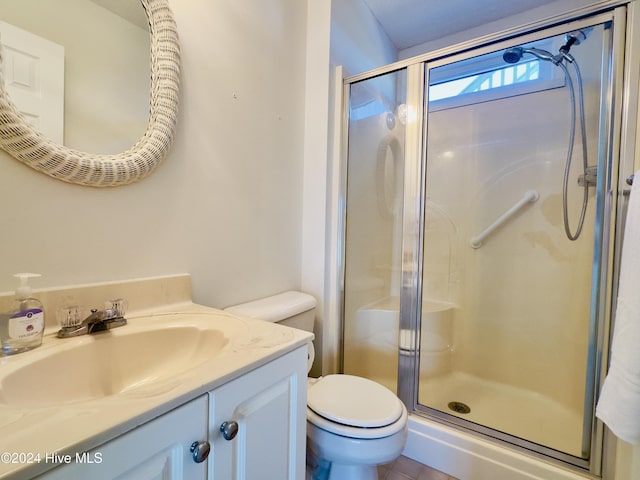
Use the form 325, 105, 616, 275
341, 5, 633, 476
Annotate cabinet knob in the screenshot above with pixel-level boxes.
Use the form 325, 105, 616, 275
220, 420, 239, 440
190, 440, 211, 463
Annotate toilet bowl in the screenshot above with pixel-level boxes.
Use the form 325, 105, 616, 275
225, 291, 408, 479
307, 374, 408, 480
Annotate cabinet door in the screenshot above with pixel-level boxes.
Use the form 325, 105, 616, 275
209, 347, 307, 480
37, 395, 208, 480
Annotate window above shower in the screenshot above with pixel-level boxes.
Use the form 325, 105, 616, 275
428, 38, 564, 111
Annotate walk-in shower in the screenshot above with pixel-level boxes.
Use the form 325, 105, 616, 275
341, 6, 632, 477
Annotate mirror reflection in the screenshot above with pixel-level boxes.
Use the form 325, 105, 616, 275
0, 0, 149, 154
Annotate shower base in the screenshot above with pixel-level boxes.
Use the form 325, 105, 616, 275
418, 371, 583, 458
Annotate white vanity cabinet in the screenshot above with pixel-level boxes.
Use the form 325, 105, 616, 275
34, 346, 307, 480
36, 395, 209, 480
208, 346, 308, 480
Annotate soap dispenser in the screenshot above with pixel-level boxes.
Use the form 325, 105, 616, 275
0, 273, 45, 356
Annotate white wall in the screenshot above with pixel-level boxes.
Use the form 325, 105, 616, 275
330, 0, 397, 75
171, 0, 307, 308
0, 0, 308, 311
301, 0, 332, 376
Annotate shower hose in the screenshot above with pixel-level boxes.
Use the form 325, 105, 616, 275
558, 55, 590, 241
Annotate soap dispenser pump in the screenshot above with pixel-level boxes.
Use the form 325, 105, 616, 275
1, 273, 45, 356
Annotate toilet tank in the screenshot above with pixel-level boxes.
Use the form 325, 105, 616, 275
224, 291, 317, 332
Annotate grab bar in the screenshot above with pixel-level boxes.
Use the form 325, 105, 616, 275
470, 189, 539, 249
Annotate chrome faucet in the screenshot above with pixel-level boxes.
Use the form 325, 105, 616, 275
57, 299, 127, 338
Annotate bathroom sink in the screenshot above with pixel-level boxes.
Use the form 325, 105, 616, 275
0, 321, 229, 408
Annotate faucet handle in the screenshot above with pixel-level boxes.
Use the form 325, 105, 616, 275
105, 298, 127, 317
56, 305, 84, 328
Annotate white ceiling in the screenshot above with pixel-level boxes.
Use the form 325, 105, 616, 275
361, 0, 561, 50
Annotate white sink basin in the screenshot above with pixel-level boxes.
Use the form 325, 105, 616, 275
0, 300, 312, 480
0, 316, 236, 408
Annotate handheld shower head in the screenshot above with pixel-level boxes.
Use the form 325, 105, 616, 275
502, 47, 556, 64
503, 47, 523, 64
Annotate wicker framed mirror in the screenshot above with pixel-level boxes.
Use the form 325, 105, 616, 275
0, 0, 180, 187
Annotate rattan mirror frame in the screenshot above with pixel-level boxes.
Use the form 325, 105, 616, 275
0, 0, 180, 187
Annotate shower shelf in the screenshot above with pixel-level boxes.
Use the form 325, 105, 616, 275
469, 189, 539, 249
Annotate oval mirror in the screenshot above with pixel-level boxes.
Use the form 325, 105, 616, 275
0, 0, 180, 187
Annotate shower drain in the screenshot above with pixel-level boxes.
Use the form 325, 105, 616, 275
448, 401, 471, 414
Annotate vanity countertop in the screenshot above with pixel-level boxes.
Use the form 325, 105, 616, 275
0, 302, 312, 479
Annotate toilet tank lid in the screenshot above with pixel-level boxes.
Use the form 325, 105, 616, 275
224, 291, 316, 323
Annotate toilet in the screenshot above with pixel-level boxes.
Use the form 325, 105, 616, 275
225, 291, 408, 480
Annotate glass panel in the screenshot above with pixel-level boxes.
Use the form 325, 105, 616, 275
343, 69, 407, 393
418, 23, 610, 459
429, 60, 539, 101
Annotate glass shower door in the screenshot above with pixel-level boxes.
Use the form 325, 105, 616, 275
342, 68, 407, 393
416, 20, 613, 463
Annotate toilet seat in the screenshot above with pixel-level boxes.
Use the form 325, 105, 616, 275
307, 374, 407, 439
307, 404, 407, 439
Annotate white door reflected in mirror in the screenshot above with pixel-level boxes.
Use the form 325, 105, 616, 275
0, 21, 64, 144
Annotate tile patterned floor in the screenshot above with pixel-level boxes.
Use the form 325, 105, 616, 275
378, 455, 459, 480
